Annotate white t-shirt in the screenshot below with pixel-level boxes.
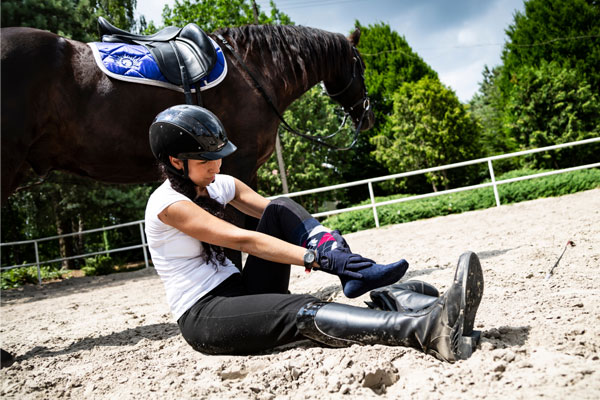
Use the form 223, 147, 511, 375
145, 175, 240, 320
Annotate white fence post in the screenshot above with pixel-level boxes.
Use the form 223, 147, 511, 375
34, 241, 41, 285
139, 222, 149, 269
487, 159, 501, 207
368, 181, 380, 228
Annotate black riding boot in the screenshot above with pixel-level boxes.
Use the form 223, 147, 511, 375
296, 251, 484, 362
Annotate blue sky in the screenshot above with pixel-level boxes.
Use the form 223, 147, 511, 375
136, 0, 526, 102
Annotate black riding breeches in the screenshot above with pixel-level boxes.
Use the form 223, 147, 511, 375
177, 197, 320, 355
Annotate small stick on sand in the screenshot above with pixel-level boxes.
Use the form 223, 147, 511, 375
545, 240, 576, 280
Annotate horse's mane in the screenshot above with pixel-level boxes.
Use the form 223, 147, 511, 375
215, 24, 354, 91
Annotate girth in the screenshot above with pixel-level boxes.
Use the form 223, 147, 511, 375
98, 16, 217, 105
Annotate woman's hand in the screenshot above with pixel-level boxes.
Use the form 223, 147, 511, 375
317, 250, 375, 279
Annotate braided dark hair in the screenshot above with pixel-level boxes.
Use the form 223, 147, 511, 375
160, 164, 227, 267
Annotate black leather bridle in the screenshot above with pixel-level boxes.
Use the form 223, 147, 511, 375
217, 33, 371, 150
322, 46, 371, 144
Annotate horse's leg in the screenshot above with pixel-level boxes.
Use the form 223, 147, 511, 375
1, 159, 29, 205
0, 109, 31, 203
2, 166, 34, 201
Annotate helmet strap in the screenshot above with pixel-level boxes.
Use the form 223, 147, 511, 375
182, 159, 190, 180
164, 158, 190, 180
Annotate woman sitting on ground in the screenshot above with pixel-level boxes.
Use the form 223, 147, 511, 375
144, 104, 484, 362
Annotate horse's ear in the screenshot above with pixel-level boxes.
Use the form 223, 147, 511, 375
348, 28, 361, 46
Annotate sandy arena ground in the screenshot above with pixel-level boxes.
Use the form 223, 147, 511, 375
1, 189, 599, 399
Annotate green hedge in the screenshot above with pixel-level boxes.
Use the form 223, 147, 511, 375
81, 255, 116, 276
323, 168, 600, 233
0, 265, 70, 290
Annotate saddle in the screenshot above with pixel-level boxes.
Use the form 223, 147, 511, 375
98, 17, 217, 104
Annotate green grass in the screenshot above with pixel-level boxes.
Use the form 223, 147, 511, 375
323, 168, 600, 233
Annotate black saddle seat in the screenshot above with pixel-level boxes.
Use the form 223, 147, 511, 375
97, 16, 217, 87
98, 16, 181, 42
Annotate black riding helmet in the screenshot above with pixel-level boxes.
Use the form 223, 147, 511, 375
149, 104, 237, 177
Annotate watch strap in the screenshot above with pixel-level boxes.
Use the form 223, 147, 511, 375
303, 249, 318, 273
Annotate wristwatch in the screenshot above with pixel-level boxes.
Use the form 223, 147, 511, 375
303, 249, 318, 272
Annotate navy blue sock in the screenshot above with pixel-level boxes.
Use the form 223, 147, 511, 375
341, 259, 409, 298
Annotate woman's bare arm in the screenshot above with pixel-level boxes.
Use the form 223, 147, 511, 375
158, 200, 305, 266
228, 177, 270, 219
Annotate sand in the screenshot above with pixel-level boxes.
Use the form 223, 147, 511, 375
1, 189, 599, 399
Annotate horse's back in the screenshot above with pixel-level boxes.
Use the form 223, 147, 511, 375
1, 27, 71, 85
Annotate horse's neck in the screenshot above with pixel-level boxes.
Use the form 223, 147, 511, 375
276, 59, 324, 108
245, 28, 344, 109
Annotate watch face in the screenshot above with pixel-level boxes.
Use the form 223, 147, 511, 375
304, 251, 315, 264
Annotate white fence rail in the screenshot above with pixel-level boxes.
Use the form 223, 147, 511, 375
271, 137, 600, 223
0, 221, 150, 284
1, 137, 598, 284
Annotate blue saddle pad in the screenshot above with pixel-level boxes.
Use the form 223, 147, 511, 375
88, 38, 227, 93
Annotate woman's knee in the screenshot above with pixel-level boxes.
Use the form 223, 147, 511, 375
265, 197, 311, 221
179, 326, 235, 355
265, 196, 297, 216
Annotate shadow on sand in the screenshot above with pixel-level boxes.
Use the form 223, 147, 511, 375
13, 322, 180, 363
481, 325, 531, 348
1, 268, 158, 305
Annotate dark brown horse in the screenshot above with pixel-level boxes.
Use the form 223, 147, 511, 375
1, 24, 374, 204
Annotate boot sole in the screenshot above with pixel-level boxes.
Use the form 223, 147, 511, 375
454, 251, 484, 359
457, 251, 484, 335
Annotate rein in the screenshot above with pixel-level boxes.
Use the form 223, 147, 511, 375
216, 33, 370, 151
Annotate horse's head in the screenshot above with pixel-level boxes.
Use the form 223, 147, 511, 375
323, 28, 374, 131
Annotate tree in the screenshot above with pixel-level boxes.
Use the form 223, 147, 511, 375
358, 22, 438, 119
470, 65, 519, 174
372, 77, 482, 192
470, 66, 516, 154
501, 0, 600, 91
162, 0, 291, 32
346, 22, 438, 187
472, 0, 600, 169
505, 61, 600, 169
1, 0, 140, 42
1, 173, 155, 269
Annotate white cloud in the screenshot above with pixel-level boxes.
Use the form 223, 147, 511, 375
457, 27, 479, 46
440, 59, 486, 101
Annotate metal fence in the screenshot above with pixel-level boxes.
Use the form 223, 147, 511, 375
0, 221, 150, 285
275, 137, 600, 227
1, 137, 598, 284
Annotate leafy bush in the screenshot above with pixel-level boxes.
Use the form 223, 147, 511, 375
1, 265, 70, 290
81, 255, 116, 276
323, 168, 600, 233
